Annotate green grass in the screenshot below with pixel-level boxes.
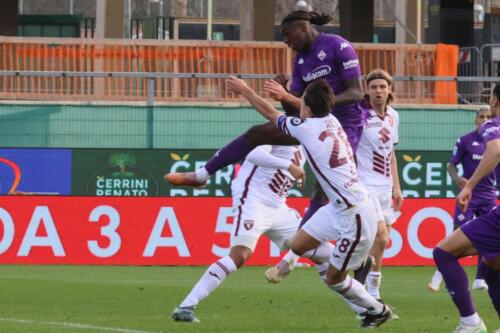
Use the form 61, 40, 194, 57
0, 265, 497, 333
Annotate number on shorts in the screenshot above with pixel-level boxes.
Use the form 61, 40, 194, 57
338, 238, 351, 253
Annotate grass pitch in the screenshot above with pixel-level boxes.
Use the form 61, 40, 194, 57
0, 265, 497, 333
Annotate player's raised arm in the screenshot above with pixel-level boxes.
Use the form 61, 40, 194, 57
227, 76, 283, 125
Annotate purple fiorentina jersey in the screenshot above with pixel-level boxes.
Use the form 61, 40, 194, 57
480, 116, 500, 184
450, 130, 496, 205
290, 33, 364, 129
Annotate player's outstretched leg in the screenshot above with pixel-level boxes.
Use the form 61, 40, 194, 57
428, 270, 443, 292
480, 260, 500, 318
433, 247, 487, 333
172, 255, 238, 323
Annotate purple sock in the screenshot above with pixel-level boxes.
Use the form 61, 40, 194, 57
299, 198, 328, 228
480, 262, 500, 318
205, 135, 254, 175
475, 255, 484, 280
433, 247, 476, 317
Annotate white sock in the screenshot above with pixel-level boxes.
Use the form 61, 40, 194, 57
180, 256, 237, 307
366, 271, 382, 299
460, 313, 481, 326
195, 167, 210, 182
329, 275, 384, 315
430, 270, 443, 288
315, 263, 366, 314
281, 250, 300, 267
304, 242, 335, 264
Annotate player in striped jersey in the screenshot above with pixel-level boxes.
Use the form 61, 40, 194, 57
356, 69, 403, 301
227, 76, 393, 328
172, 144, 307, 323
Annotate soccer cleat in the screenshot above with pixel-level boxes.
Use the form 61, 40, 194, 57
164, 172, 207, 187
452, 319, 487, 333
354, 255, 374, 285
171, 306, 200, 323
360, 304, 393, 328
472, 279, 488, 291
427, 281, 440, 293
264, 260, 294, 283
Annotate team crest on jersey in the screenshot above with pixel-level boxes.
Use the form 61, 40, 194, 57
290, 118, 304, 126
243, 220, 254, 230
340, 42, 349, 50
298, 58, 304, 64
317, 50, 327, 61
472, 141, 480, 146
387, 116, 394, 127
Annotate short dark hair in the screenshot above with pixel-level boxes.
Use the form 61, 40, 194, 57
281, 10, 332, 27
303, 79, 335, 116
494, 83, 500, 100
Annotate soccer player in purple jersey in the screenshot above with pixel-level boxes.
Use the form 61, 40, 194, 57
165, 10, 367, 232
429, 107, 494, 293
433, 83, 500, 333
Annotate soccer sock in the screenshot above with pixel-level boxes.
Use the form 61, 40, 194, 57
475, 255, 484, 280
433, 248, 477, 319
303, 242, 335, 264
180, 256, 237, 308
329, 275, 384, 315
366, 271, 382, 299
299, 198, 328, 228
204, 135, 254, 175
430, 270, 443, 288
195, 167, 210, 183
281, 250, 300, 266
480, 262, 500, 318
314, 263, 367, 314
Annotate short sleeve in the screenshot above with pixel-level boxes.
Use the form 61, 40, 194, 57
335, 38, 362, 81
276, 114, 305, 140
449, 138, 464, 165
480, 120, 500, 144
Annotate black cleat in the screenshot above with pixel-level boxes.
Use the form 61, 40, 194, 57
360, 304, 393, 328
354, 255, 374, 285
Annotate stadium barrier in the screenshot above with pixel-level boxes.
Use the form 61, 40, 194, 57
0, 196, 478, 266
0, 37, 466, 103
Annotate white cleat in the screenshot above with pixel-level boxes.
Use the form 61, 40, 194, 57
452, 319, 487, 333
472, 279, 488, 291
265, 266, 283, 283
427, 281, 440, 293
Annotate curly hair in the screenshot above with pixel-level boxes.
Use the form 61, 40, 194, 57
281, 10, 332, 27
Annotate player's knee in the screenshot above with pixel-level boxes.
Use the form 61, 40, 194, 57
326, 270, 346, 286
245, 123, 271, 146
229, 246, 252, 268
377, 227, 390, 249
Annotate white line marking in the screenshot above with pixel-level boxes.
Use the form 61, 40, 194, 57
0, 317, 162, 333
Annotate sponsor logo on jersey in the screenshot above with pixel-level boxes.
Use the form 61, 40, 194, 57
482, 126, 500, 138
342, 59, 359, 70
472, 141, 480, 146
340, 42, 349, 50
472, 154, 483, 160
317, 50, 327, 61
302, 65, 331, 82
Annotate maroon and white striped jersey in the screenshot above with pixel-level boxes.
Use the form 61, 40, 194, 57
356, 106, 399, 193
231, 145, 305, 208
277, 114, 368, 212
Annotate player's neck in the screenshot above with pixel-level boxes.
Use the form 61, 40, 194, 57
374, 105, 386, 117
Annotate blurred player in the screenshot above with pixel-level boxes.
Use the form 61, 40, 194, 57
172, 144, 306, 323
434, 83, 500, 333
355, 69, 402, 301
165, 11, 369, 250
428, 107, 494, 293
227, 76, 392, 328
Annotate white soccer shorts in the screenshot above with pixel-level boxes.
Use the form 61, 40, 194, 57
230, 197, 301, 252
302, 196, 382, 271
372, 191, 399, 226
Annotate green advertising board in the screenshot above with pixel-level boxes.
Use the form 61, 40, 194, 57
71, 149, 314, 197
72, 149, 459, 198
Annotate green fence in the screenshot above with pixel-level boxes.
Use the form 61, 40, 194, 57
0, 102, 480, 151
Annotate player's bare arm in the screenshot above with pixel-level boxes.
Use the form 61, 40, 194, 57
264, 79, 301, 110
333, 78, 364, 107
390, 147, 403, 211
447, 163, 467, 189
227, 76, 283, 125
457, 138, 500, 211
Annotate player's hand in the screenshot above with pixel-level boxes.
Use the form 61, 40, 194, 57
273, 73, 289, 88
264, 80, 288, 101
288, 164, 306, 188
457, 184, 472, 212
456, 177, 467, 189
392, 188, 404, 211
226, 76, 249, 94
